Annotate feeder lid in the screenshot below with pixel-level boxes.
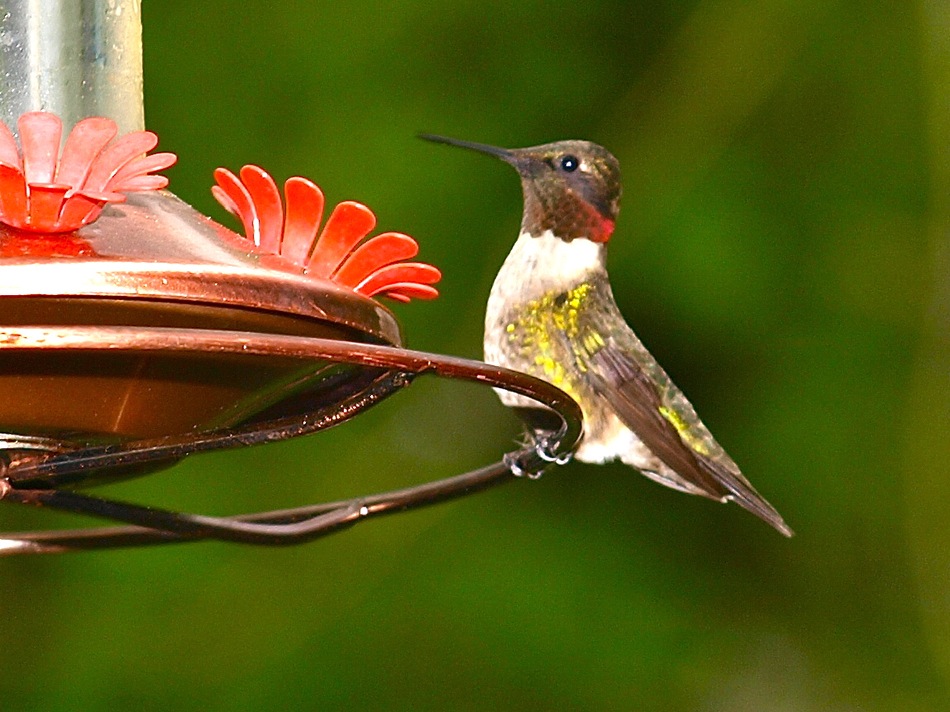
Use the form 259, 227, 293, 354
0, 190, 403, 343
0, 189, 422, 444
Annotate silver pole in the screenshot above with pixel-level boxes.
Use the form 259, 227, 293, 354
0, 0, 144, 138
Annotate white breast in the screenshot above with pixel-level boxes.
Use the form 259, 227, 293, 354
498, 230, 604, 292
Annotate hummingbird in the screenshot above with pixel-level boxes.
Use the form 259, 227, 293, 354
421, 133, 792, 537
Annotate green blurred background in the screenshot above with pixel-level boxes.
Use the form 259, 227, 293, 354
2, 0, 949, 709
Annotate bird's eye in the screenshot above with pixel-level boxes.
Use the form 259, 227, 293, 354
560, 155, 579, 173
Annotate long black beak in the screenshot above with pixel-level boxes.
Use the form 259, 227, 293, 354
418, 133, 516, 163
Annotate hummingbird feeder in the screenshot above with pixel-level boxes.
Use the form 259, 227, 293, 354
0, 1, 581, 554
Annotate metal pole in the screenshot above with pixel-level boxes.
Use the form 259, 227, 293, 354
0, 0, 144, 137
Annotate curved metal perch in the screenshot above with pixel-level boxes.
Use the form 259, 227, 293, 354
0, 327, 584, 554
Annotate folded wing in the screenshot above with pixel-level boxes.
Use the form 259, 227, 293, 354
578, 310, 793, 537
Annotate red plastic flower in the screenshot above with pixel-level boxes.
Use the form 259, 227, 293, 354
0, 112, 177, 233
212, 165, 441, 302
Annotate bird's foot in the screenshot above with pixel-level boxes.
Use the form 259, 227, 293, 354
505, 432, 572, 479
503, 452, 544, 480
533, 434, 573, 466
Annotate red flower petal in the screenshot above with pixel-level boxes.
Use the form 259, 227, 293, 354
210, 184, 239, 215
375, 283, 440, 301
212, 167, 258, 241
55, 117, 118, 188
106, 151, 177, 192
23, 184, 69, 232
305, 200, 376, 277
210, 164, 440, 304
85, 130, 158, 192
0, 121, 22, 170
0, 164, 27, 227
333, 232, 418, 287
18, 112, 62, 185
110, 174, 169, 192
58, 190, 117, 230
379, 291, 411, 303
356, 262, 442, 298
281, 176, 324, 267
238, 165, 283, 253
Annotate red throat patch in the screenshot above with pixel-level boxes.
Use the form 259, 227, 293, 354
590, 217, 615, 243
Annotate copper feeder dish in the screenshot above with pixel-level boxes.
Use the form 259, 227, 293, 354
0, 191, 404, 444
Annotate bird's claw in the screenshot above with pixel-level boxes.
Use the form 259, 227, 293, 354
534, 435, 573, 466
503, 452, 544, 480
505, 432, 572, 479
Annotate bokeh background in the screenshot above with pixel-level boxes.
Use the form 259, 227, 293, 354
2, 0, 949, 709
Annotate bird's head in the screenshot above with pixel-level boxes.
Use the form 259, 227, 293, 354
421, 135, 621, 243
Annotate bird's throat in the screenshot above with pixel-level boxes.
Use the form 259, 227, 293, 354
493, 230, 607, 301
